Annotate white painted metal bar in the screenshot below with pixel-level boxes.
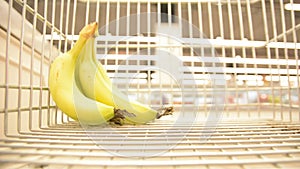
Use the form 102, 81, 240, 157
157, 2, 162, 106
280, 0, 292, 122
217, 0, 229, 117
147, 0, 151, 106
197, 2, 208, 114
3, 0, 13, 137
227, 0, 239, 117
187, 2, 197, 117
289, 0, 300, 121
268, 23, 300, 43
38, 0, 48, 129
237, 0, 250, 117
48, 0, 57, 126
29, 0, 38, 131
167, 1, 171, 27
0, 157, 299, 167
47, 33, 300, 49
2, 148, 300, 159
95, 0, 100, 24
180, 66, 300, 76
269, 0, 276, 120
17, 0, 27, 133
261, 0, 270, 120
125, 1, 131, 93
136, 1, 141, 101
57, 0, 65, 124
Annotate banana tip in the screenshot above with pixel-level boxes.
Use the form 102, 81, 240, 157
80, 22, 98, 39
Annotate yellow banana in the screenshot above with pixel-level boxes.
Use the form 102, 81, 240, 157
48, 22, 115, 125
77, 27, 173, 124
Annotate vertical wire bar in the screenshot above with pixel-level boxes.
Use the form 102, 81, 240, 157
177, 1, 183, 113
227, 0, 238, 117
71, 0, 78, 52
50, 0, 58, 126
276, 0, 284, 121
65, 0, 77, 122
29, 0, 38, 131
4, 0, 13, 136
197, 1, 207, 115
237, 0, 249, 118
187, 2, 195, 117
125, 1, 130, 91
105, 1, 110, 70
167, 1, 173, 109
157, 2, 162, 107
64, 0, 71, 53
217, 0, 227, 117
82, 1, 90, 118
137, 1, 141, 101
269, 0, 278, 120
49, 0, 58, 125
85, 0, 90, 26
147, 0, 151, 106
17, 0, 27, 133
261, 0, 270, 119
246, 0, 260, 119
58, 0, 64, 52
115, 1, 120, 95
115, 1, 120, 84
58, 0, 65, 123
39, 0, 48, 128
217, 0, 224, 53
157, 1, 161, 25
106, 1, 110, 36
116, 1, 120, 52
168, 1, 172, 27
96, 0, 100, 23
95, 0, 100, 89
289, 0, 300, 121
207, 1, 213, 40
289, 0, 298, 121
208, 1, 217, 119
279, 0, 291, 121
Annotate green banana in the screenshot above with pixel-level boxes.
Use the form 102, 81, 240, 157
77, 26, 173, 125
48, 22, 115, 125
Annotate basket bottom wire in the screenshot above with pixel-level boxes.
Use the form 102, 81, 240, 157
0, 112, 300, 169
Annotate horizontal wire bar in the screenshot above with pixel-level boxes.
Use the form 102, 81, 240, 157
1, 149, 300, 159
16, 131, 300, 140
1, 140, 300, 151
23, 125, 300, 135
0, 106, 56, 114
98, 54, 300, 66
3, 131, 300, 143
0, 156, 298, 166
0, 84, 49, 90
1, 138, 300, 149
13, 128, 300, 140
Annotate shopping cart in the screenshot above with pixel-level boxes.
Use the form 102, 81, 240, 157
1, 0, 300, 168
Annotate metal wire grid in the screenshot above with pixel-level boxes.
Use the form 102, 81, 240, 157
0, 0, 300, 168
0, 122, 300, 168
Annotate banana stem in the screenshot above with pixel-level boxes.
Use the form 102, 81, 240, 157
110, 108, 136, 125
109, 107, 174, 125
156, 106, 174, 119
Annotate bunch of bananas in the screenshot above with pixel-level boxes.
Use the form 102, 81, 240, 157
49, 22, 173, 125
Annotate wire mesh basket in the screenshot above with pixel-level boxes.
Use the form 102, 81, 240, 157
1, 0, 300, 168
